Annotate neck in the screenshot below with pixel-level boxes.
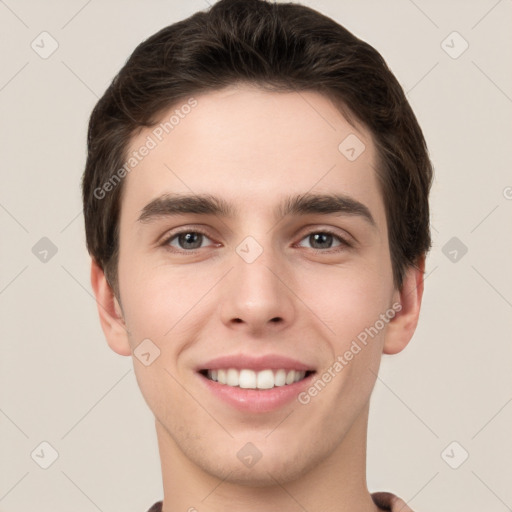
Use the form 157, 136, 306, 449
155, 403, 381, 512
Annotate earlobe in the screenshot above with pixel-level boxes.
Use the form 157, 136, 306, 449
90, 259, 132, 356
383, 256, 425, 355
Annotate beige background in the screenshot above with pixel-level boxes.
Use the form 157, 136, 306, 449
1, 0, 511, 511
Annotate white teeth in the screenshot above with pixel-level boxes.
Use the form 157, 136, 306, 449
239, 369, 256, 388
205, 368, 307, 389
217, 369, 227, 384
226, 368, 238, 386
257, 369, 274, 389
274, 369, 286, 387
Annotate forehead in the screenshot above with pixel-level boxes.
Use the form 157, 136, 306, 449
121, 84, 385, 227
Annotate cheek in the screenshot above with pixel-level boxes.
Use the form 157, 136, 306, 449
119, 263, 209, 422
118, 256, 221, 355
302, 269, 393, 414
301, 262, 394, 344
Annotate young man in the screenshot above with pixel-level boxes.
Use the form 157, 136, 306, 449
82, 0, 432, 510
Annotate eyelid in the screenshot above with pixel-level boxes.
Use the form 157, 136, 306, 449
158, 223, 213, 242
294, 228, 353, 250
295, 224, 356, 246
159, 226, 217, 250
160, 224, 355, 254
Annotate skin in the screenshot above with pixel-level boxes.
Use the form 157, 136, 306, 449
91, 84, 424, 512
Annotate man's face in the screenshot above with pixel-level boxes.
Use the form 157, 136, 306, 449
113, 85, 400, 484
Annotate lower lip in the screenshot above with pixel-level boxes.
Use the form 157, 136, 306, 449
197, 372, 316, 413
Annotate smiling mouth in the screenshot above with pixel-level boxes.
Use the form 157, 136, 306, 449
199, 368, 315, 390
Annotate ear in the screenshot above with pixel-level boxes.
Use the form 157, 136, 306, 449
383, 256, 426, 355
90, 258, 132, 356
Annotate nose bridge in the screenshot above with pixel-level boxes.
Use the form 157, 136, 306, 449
219, 232, 295, 330
234, 233, 284, 303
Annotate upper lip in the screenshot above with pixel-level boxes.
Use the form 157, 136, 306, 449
197, 354, 315, 372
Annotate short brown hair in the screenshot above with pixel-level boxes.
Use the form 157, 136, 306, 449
82, 0, 433, 294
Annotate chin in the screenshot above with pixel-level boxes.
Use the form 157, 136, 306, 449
194, 445, 320, 488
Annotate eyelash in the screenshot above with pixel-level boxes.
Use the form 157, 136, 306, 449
161, 227, 352, 254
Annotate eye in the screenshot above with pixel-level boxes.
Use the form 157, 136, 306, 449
296, 230, 351, 251
164, 229, 216, 252
161, 228, 351, 254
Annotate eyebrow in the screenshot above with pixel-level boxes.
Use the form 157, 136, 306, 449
137, 192, 376, 227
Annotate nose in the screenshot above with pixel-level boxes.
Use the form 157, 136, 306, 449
219, 241, 296, 336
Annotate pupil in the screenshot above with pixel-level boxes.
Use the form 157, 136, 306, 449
312, 233, 332, 249
180, 232, 202, 249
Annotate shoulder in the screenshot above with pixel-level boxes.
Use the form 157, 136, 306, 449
146, 501, 163, 512
147, 496, 414, 512
372, 491, 415, 511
